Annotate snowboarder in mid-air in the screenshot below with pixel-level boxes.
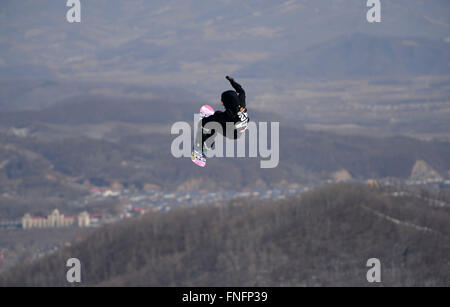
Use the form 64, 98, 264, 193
192, 76, 249, 166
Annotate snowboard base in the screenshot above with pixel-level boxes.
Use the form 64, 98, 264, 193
191, 105, 214, 168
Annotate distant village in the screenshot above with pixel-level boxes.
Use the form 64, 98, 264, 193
1, 165, 449, 231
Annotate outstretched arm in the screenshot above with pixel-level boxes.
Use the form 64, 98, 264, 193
226, 76, 246, 108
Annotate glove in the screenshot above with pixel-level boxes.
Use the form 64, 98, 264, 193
226, 76, 234, 82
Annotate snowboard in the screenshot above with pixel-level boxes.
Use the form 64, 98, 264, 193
191, 105, 214, 167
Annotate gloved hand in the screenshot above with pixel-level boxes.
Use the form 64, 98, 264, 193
225, 76, 234, 82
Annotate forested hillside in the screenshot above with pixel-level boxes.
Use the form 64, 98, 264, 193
2, 184, 448, 286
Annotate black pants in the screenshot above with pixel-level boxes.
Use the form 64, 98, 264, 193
194, 111, 240, 152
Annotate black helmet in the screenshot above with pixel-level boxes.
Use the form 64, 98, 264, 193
221, 90, 240, 113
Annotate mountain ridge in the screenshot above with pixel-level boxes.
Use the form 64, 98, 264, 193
238, 33, 450, 80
